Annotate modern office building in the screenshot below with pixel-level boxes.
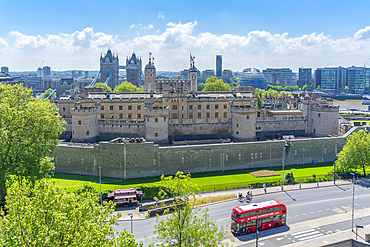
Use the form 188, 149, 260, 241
43, 66, 51, 77
262, 68, 292, 86
222, 69, 233, 84
37, 67, 43, 77
319, 67, 347, 94
240, 68, 267, 89
216, 55, 222, 77
1, 66, 9, 73
314, 68, 322, 88
345, 66, 370, 95
298, 68, 312, 88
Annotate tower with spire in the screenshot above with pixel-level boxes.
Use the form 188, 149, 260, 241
126, 52, 142, 87
144, 52, 156, 93
100, 49, 119, 89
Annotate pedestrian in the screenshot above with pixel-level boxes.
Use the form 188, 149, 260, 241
263, 182, 267, 193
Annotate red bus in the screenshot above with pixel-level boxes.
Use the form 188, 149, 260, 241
231, 200, 287, 235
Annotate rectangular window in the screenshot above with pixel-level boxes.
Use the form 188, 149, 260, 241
198, 104, 201, 110
318, 113, 321, 117
182, 106, 184, 110
128, 105, 132, 111
101, 105, 104, 110
198, 112, 201, 118
173, 113, 178, 119
155, 133, 158, 137
137, 114, 141, 119
137, 105, 141, 110
110, 105, 113, 111
206, 112, 210, 118
247, 115, 249, 120
78, 120, 81, 125
172, 105, 177, 110
189, 113, 193, 119
119, 113, 123, 119
128, 114, 132, 119
215, 112, 219, 118
215, 104, 218, 109
189, 105, 193, 110
224, 104, 227, 109
119, 105, 123, 111
223, 112, 227, 118
101, 114, 104, 119
313, 128, 316, 133
155, 118, 158, 122
62, 107, 66, 111
206, 104, 210, 109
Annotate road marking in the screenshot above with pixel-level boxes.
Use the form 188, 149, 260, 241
294, 215, 299, 217
287, 216, 291, 219
310, 211, 315, 214
327, 230, 333, 234
302, 213, 307, 215
326, 208, 330, 210
291, 229, 316, 236
277, 237, 284, 241
299, 233, 324, 241
318, 210, 322, 212
294, 231, 320, 239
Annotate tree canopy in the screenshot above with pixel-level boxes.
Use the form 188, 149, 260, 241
113, 81, 143, 93
0, 83, 66, 204
87, 82, 112, 92
203, 76, 231, 92
197, 83, 205, 92
39, 88, 56, 99
335, 130, 370, 176
153, 171, 229, 246
0, 178, 141, 247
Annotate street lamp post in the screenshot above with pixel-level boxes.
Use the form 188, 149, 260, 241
281, 146, 286, 191
350, 172, 355, 232
128, 213, 133, 234
99, 166, 102, 205
255, 214, 259, 247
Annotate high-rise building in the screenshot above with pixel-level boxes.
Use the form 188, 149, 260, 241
37, 67, 43, 77
216, 55, 222, 77
319, 67, 347, 94
126, 52, 142, 87
262, 68, 292, 86
1, 66, 9, 73
85, 71, 89, 78
314, 68, 322, 88
222, 69, 233, 84
298, 68, 312, 88
43, 66, 51, 77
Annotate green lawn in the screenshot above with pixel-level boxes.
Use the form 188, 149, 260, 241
51, 163, 336, 192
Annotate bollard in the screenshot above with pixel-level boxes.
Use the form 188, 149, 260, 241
299, 183, 301, 189
317, 182, 319, 187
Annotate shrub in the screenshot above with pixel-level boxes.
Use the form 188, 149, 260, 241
285, 172, 295, 183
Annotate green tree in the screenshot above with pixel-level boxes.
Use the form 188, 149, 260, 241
302, 85, 308, 91
39, 88, 56, 99
256, 93, 262, 109
345, 86, 349, 93
317, 85, 321, 91
114, 81, 142, 93
233, 75, 238, 84
0, 178, 142, 247
335, 130, 370, 176
0, 83, 66, 204
197, 83, 205, 91
203, 76, 231, 92
153, 171, 229, 246
87, 82, 112, 92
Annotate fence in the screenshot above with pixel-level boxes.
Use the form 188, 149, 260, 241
199, 172, 364, 193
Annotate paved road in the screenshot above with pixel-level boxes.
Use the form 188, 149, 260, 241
114, 183, 370, 246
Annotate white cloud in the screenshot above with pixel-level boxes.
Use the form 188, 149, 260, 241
158, 11, 165, 20
130, 23, 154, 30
3, 23, 370, 71
130, 24, 135, 29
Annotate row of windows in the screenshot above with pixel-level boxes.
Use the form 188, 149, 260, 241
101, 113, 142, 119
187, 112, 228, 119
233, 206, 283, 219
236, 215, 282, 228
187, 104, 228, 110
101, 105, 142, 111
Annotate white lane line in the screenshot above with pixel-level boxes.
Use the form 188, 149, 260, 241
294, 231, 320, 239
299, 233, 324, 241
291, 228, 316, 236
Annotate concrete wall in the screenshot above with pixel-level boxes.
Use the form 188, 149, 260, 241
55, 133, 349, 179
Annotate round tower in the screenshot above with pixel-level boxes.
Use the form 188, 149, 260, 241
144, 52, 156, 93
71, 102, 100, 143
231, 104, 257, 142
144, 98, 169, 144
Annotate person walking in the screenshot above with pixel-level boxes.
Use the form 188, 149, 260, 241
263, 182, 267, 193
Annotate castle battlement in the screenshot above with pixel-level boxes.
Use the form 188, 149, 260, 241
71, 106, 100, 114
231, 105, 257, 112
145, 106, 169, 117
257, 116, 307, 122
310, 105, 339, 112
170, 118, 230, 125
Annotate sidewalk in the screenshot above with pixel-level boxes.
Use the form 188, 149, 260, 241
116, 179, 353, 221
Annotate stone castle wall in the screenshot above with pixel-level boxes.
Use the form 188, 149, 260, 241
54, 131, 352, 179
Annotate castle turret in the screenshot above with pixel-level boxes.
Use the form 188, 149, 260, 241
231, 103, 257, 142
144, 52, 156, 93
71, 102, 100, 143
144, 98, 169, 144
189, 54, 197, 94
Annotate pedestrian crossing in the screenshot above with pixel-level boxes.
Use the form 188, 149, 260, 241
290, 227, 330, 242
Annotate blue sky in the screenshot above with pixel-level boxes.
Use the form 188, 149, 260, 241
2, 0, 370, 72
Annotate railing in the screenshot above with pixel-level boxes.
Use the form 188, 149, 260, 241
199, 172, 364, 193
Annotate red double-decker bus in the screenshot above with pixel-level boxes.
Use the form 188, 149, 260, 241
231, 200, 287, 235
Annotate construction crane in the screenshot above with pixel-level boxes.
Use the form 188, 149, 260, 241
88, 70, 101, 87
365, 58, 370, 67
103, 69, 114, 84
40, 60, 44, 68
